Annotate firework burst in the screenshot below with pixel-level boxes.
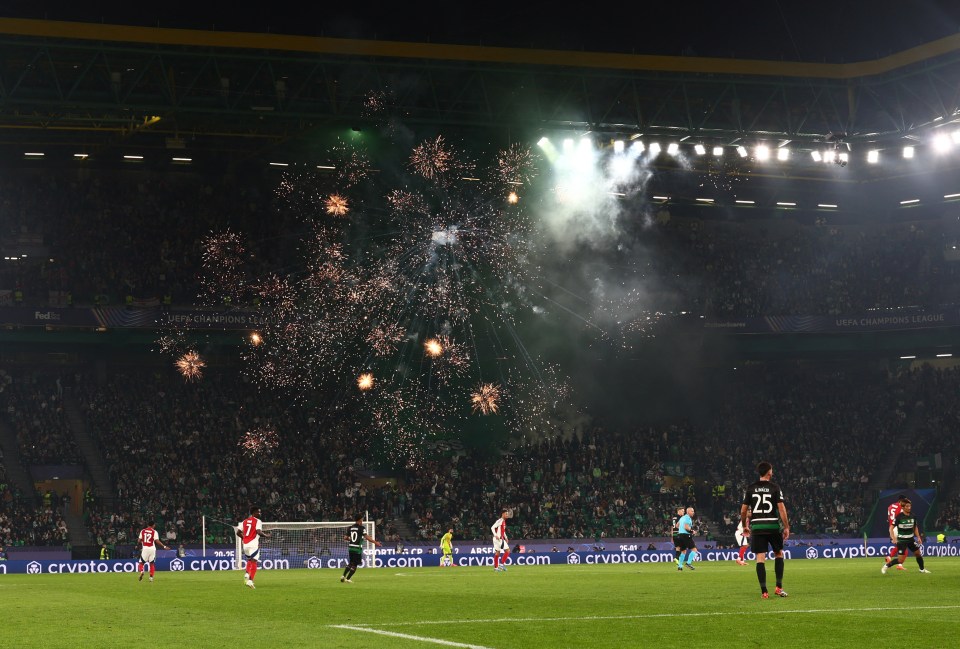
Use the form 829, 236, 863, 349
175, 351, 205, 382
239, 426, 280, 458
325, 194, 349, 217
471, 382, 501, 415
357, 372, 375, 391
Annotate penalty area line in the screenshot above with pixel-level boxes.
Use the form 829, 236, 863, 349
345, 604, 960, 628
331, 624, 495, 649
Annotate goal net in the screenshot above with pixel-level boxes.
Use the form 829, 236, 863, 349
233, 521, 376, 570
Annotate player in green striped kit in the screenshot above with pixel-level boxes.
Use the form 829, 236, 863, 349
882, 499, 931, 574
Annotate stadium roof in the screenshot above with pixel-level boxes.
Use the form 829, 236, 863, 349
2, 11, 960, 182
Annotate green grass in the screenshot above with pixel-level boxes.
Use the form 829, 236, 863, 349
4, 558, 958, 648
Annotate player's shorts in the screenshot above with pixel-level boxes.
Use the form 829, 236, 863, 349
441, 547, 452, 556
749, 530, 784, 556
895, 540, 920, 555
675, 534, 694, 550
735, 531, 747, 547
672, 534, 680, 547
493, 537, 509, 553
140, 546, 157, 563
348, 550, 363, 567
242, 541, 260, 560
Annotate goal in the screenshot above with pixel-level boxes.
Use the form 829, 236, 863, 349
233, 520, 376, 570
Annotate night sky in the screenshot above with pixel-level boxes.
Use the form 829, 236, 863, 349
7, 1, 960, 63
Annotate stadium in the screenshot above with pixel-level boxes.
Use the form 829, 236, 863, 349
1, 4, 960, 648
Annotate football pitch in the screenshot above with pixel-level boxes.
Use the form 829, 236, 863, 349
4, 558, 958, 648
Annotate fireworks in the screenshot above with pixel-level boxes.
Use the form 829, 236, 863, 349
325, 194, 349, 217
496, 143, 537, 186
471, 382, 501, 415
249, 332, 263, 346
357, 372, 375, 391
507, 191, 519, 204
239, 427, 280, 458
366, 323, 406, 357
175, 351, 205, 382
424, 338, 443, 357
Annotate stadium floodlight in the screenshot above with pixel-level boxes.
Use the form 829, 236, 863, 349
944, 193, 960, 199
24, 152, 44, 157
652, 195, 670, 201
867, 150, 879, 164
937, 353, 953, 358
818, 203, 838, 208
695, 198, 715, 203
777, 147, 789, 161
735, 200, 755, 205
74, 153, 89, 159
899, 355, 916, 359
694, 144, 706, 155
649, 142, 662, 155
667, 142, 679, 156
613, 140, 625, 154
537, 136, 550, 148
953, 130, 960, 145
630, 141, 645, 154
562, 138, 575, 152
712, 146, 724, 157
900, 199, 920, 205
903, 146, 915, 159
755, 145, 770, 161
268, 162, 288, 167
776, 202, 796, 207
934, 133, 952, 153
124, 155, 144, 160
824, 150, 836, 163
811, 150, 823, 162
736, 146, 748, 157
838, 152, 849, 163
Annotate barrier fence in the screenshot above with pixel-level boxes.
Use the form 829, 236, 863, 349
2, 541, 958, 574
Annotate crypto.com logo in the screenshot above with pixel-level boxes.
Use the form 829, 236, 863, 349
26, 561, 42, 574
169, 559, 185, 571
805, 547, 819, 559
566, 553, 581, 565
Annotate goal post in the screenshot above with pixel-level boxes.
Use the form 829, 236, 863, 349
233, 520, 376, 570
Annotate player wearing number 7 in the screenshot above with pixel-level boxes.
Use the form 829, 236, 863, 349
740, 462, 790, 599
237, 506, 271, 589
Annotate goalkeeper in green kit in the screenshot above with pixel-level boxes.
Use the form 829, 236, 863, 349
440, 528, 456, 567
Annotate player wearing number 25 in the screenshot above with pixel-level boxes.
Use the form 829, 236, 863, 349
740, 462, 790, 600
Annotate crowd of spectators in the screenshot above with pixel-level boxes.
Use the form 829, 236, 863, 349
0, 472, 69, 547
0, 361, 958, 548
4, 168, 960, 320
0, 373, 80, 465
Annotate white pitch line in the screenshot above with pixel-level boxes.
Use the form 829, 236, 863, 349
343, 604, 960, 628
332, 624, 495, 649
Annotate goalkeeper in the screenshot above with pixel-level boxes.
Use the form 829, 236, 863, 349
440, 528, 456, 567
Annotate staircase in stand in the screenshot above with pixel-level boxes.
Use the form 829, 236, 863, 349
62, 388, 117, 512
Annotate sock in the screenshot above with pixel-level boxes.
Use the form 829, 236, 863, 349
138, 562, 144, 573
738, 546, 747, 560
884, 559, 895, 568
248, 560, 257, 581
774, 557, 784, 587
675, 550, 681, 561
756, 562, 767, 592
347, 566, 357, 579
682, 550, 691, 565
916, 555, 925, 570
687, 549, 696, 564
889, 546, 898, 558
494, 553, 500, 568
342, 565, 350, 578
149, 563, 155, 578
502, 551, 510, 565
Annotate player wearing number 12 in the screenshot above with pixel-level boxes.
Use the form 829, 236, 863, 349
740, 462, 790, 599
137, 520, 170, 582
